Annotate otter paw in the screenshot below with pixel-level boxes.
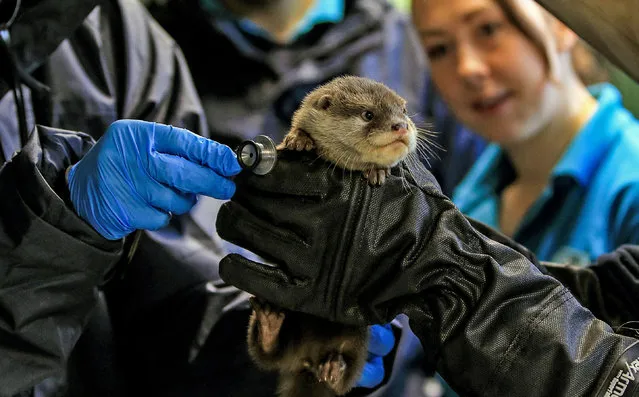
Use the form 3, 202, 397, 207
250, 297, 285, 354
317, 353, 349, 394
281, 129, 315, 151
363, 168, 390, 185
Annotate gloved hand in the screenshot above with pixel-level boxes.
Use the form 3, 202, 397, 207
68, 120, 241, 240
215, 150, 536, 327
357, 324, 395, 388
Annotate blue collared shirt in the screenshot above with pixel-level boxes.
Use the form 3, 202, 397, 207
452, 83, 639, 265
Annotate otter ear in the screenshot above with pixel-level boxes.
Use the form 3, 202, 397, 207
315, 95, 332, 110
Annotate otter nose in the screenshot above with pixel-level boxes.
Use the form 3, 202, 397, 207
392, 122, 408, 133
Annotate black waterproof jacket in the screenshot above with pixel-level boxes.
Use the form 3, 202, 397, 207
0, 0, 208, 395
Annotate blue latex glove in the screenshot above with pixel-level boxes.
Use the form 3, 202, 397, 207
67, 120, 242, 240
356, 323, 396, 388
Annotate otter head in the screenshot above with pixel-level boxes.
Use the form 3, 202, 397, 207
293, 76, 417, 171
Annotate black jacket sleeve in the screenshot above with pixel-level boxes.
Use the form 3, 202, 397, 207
0, 125, 123, 397
542, 245, 639, 329
461, 219, 639, 330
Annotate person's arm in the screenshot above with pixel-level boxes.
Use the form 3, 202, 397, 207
0, 118, 241, 397
215, 152, 639, 397
543, 244, 639, 331
66, 0, 244, 373
94, 0, 228, 306
0, 126, 123, 396
544, 183, 639, 328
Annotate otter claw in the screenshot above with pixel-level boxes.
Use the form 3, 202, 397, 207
317, 353, 348, 392
363, 168, 390, 185
250, 297, 285, 354
280, 129, 316, 152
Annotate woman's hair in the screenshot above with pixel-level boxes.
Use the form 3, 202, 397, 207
495, 0, 608, 85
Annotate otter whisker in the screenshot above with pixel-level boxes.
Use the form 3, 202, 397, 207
340, 153, 353, 180
414, 144, 434, 167
415, 127, 441, 139
415, 129, 443, 144
345, 154, 356, 177
416, 136, 444, 160
415, 144, 439, 160
415, 129, 442, 145
415, 147, 436, 167
331, 151, 350, 174
415, 124, 438, 133
311, 153, 325, 165
416, 136, 440, 149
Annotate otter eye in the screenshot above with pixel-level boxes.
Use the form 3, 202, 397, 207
361, 111, 374, 122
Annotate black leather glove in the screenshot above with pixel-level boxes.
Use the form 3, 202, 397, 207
217, 150, 551, 329
217, 151, 639, 397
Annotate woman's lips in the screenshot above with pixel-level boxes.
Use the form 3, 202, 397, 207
471, 92, 513, 115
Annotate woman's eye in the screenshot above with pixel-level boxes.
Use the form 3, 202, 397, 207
479, 22, 502, 37
361, 110, 374, 121
426, 44, 448, 60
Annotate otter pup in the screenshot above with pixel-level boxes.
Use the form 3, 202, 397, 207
247, 76, 429, 397
279, 75, 419, 184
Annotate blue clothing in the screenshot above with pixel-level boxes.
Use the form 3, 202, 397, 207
452, 83, 639, 264
199, 0, 345, 43
238, 0, 345, 42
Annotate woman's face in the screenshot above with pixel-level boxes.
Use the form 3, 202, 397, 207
413, 0, 559, 144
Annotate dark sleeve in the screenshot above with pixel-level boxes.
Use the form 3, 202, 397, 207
466, 218, 639, 329
428, 222, 639, 396
438, 282, 639, 397
48, 0, 208, 138
113, 0, 208, 135
543, 245, 639, 328
423, 221, 639, 396
422, 239, 639, 397
0, 125, 123, 396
